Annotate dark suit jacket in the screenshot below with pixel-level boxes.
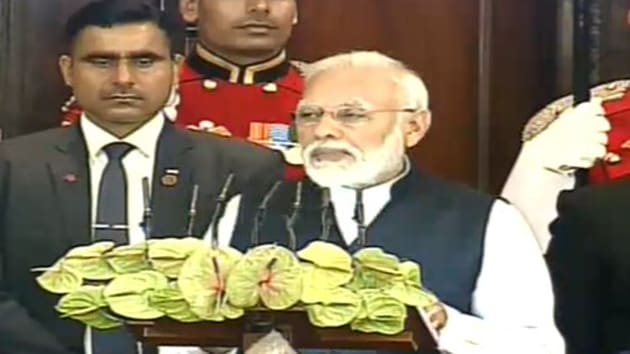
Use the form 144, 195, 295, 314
547, 178, 630, 354
0, 121, 283, 354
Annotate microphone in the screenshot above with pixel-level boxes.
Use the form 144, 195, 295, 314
353, 188, 367, 247
285, 182, 303, 250
140, 177, 152, 238
250, 181, 282, 246
319, 188, 332, 241
186, 184, 200, 237
208, 173, 235, 249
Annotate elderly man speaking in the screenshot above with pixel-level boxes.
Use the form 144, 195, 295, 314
230, 51, 563, 354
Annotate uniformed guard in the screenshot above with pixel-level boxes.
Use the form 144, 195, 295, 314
176, 0, 304, 166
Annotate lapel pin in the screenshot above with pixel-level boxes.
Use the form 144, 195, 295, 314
161, 168, 180, 187
63, 174, 78, 183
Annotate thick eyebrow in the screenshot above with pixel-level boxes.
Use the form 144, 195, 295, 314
79, 50, 167, 61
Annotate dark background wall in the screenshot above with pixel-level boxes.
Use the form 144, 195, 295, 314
0, 0, 560, 193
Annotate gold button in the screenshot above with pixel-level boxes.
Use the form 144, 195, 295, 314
203, 79, 218, 91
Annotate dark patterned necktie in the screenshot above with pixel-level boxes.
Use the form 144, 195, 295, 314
91, 142, 139, 354
93, 142, 134, 245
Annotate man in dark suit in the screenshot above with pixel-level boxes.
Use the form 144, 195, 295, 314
547, 180, 630, 354
0, 1, 282, 354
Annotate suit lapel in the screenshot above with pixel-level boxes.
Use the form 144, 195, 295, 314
150, 123, 196, 237
47, 126, 91, 246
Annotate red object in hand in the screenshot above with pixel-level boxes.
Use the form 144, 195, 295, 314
589, 90, 630, 184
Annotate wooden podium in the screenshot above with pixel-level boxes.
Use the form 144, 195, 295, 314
126, 307, 438, 352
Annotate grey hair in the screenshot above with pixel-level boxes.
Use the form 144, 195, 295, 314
302, 51, 430, 111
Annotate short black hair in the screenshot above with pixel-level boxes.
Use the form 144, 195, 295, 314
64, 0, 181, 52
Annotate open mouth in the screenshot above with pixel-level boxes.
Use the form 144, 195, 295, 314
310, 148, 354, 163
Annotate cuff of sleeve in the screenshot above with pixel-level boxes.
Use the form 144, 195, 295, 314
437, 305, 486, 354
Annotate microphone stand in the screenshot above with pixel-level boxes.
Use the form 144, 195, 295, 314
208, 173, 235, 249
319, 188, 332, 241
186, 184, 200, 237
140, 177, 153, 239
353, 188, 367, 247
250, 181, 282, 246
285, 182, 303, 251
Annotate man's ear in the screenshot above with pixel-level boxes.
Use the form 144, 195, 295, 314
291, 0, 299, 25
403, 110, 432, 148
58, 55, 73, 87
179, 0, 200, 24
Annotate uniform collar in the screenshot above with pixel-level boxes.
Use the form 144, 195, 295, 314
80, 113, 165, 160
186, 44, 290, 85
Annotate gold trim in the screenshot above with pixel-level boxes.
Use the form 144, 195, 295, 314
195, 45, 287, 84
195, 44, 240, 83
243, 51, 286, 84
522, 80, 630, 142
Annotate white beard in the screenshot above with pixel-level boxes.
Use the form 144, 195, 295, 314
302, 126, 406, 189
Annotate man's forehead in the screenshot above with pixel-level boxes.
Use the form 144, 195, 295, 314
304, 70, 399, 107
74, 23, 168, 53
299, 97, 375, 108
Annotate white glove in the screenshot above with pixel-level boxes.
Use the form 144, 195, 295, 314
522, 98, 610, 174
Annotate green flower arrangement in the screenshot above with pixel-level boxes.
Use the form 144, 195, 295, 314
33, 239, 438, 336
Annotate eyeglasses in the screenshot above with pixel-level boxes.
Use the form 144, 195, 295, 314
293, 105, 420, 126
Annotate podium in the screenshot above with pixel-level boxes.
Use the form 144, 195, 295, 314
126, 307, 438, 352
